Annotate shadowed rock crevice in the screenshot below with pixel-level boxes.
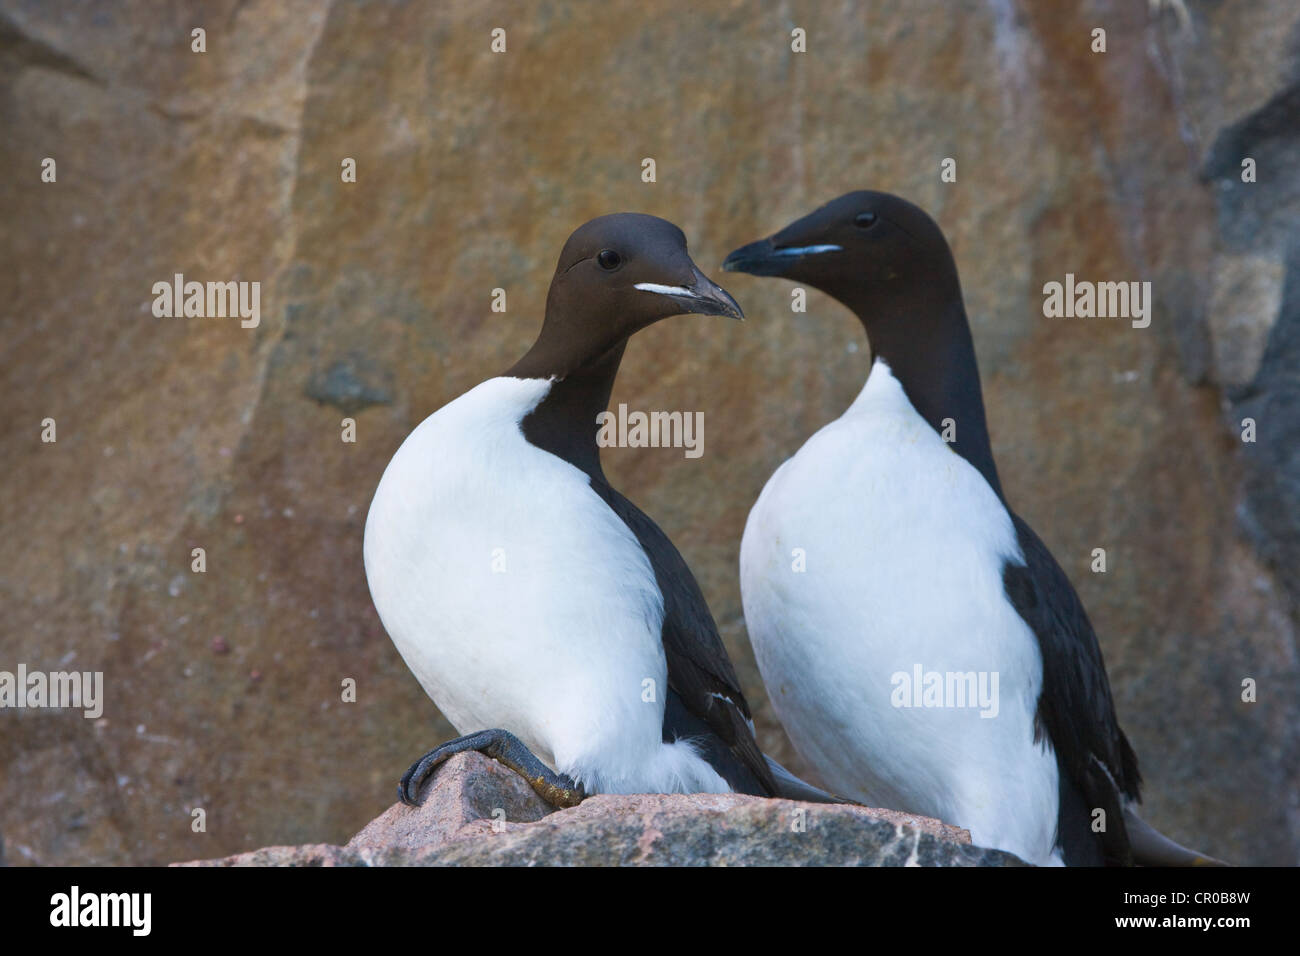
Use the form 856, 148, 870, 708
1234, 245, 1300, 609
0, 12, 103, 85
1200, 44, 1300, 609
305, 355, 395, 414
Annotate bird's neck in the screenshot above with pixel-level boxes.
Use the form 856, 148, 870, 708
840, 283, 1004, 501
507, 336, 626, 481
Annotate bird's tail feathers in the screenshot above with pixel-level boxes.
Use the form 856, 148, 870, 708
1123, 807, 1230, 866
763, 755, 849, 804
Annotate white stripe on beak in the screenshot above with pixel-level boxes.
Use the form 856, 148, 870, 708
771, 244, 841, 256
633, 282, 696, 296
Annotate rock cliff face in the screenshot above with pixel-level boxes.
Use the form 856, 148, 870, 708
176, 753, 1023, 866
2, 1, 1298, 865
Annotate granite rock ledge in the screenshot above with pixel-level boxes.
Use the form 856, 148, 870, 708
174, 752, 1027, 867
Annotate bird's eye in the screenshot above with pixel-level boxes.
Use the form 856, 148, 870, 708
855, 212, 878, 228
597, 249, 622, 271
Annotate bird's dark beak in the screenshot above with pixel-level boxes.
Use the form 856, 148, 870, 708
723, 236, 842, 278
637, 266, 745, 320
723, 238, 786, 277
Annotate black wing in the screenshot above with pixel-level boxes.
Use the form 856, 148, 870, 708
1003, 513, 1142, 865
590, 480, 777, 796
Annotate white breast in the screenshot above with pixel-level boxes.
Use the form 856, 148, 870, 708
740, 360, 1062, 864
363, 376, 728, 795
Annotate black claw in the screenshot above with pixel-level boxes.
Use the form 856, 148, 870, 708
396, 728, 586, 810
398, 751, 437, 805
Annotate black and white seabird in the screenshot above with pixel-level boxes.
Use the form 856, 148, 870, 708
722, 191, 1221, 865
365, 213, 832, 808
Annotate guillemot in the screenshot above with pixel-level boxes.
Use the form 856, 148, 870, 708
722, 191, 1221, 865
365, 213, 832, 808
